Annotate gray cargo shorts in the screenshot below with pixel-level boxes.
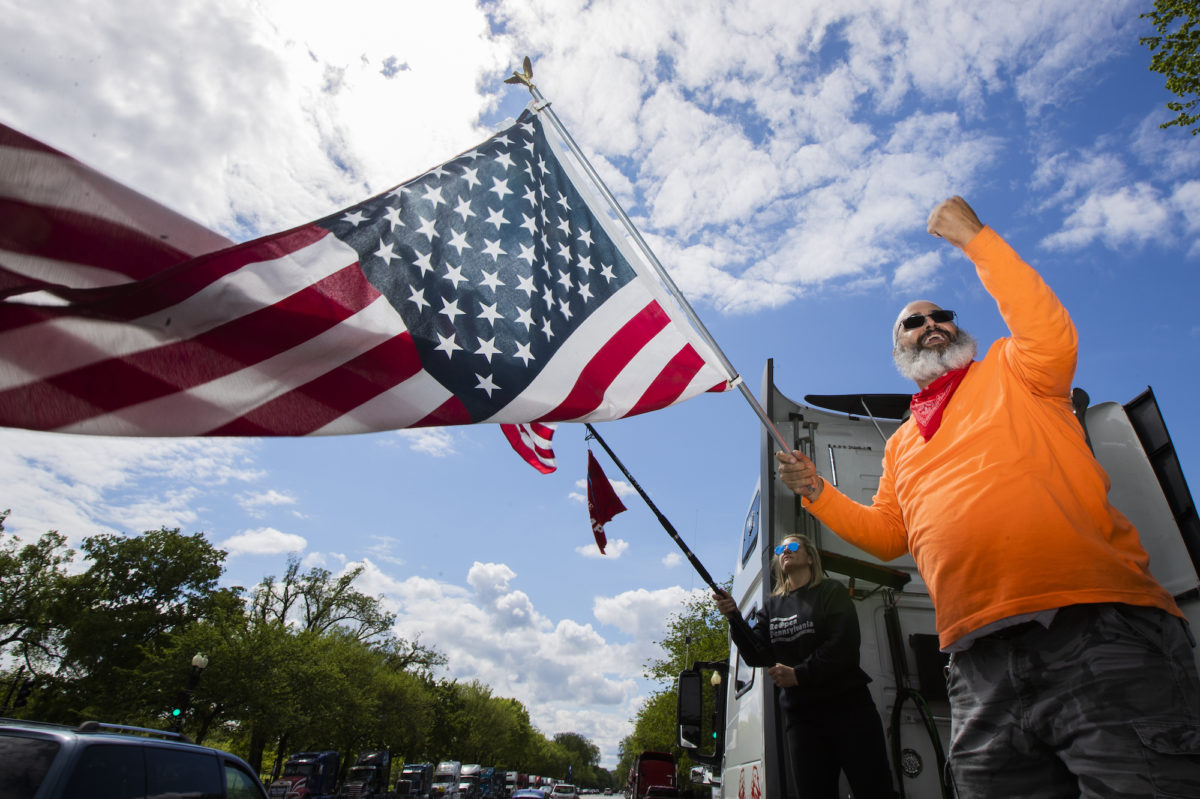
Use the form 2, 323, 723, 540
946, 602, 1200, 799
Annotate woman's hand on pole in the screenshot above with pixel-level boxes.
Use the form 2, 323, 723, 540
768, 664, 799, 688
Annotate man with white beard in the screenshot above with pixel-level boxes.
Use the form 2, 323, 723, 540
776, 196, 1200, 798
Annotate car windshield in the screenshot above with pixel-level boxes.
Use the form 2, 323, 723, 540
0, 734, 61, 797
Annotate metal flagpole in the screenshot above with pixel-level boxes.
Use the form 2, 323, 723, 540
585, 422, 774, 662
507, 59, 793, 455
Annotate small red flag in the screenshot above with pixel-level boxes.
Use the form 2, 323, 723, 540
587, 450, 627, 554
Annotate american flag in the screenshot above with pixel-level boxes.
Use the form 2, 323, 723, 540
0, 108, 731, 437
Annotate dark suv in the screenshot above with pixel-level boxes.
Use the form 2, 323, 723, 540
0, 718, 268, 799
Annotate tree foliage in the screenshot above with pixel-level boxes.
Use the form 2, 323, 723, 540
1142, 0, 1200, 134
0, 515, 607, 787
616, 583, 731, 787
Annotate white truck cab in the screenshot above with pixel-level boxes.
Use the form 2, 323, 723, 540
678, 360, 1200, 799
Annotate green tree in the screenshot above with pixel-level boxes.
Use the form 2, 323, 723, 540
621, 583, 731, 788
36, 528, 229, 724
0, 513, 73, 672
250, 558, 396, 643
1142, 0, 1200, 134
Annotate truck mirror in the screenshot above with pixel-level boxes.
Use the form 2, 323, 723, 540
676, 669, 703, 749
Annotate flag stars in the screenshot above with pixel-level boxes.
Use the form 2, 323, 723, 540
540, 318, 555, 340
444, 264, 469, 290
435, 332, 462, 358
556, 193, 571, 213
375, 241, 400, 265
482, 238, 506, 261
411, 250, 435, 276
453, 198, 475, 223
515, 306, 535, 331
541, 285, 555, 308
578, 282, 594, 302
556, 218, 571, 237
513, 340, 535, 366
439, 297, 465, 323
556, 270, 573, 292
447, 229, 472, 255
461, 167, 481, 188
485, 207, 508, 230
521, 213, 538, 236
489, 176, 513, 201
480, 269, 504, 292
516, 274, 536, 298
600, 262, 616, 282
422, 185, 446, 208
475, 337, 501, 363
477, 301, 503, 325
415, 216, 438, 242
578, 228, 593, 248
523, 187, 538, 209
517, 243, 537, 266
341, 209, 369, 226
475, 373, 500, 397
407, 285, 430, 311
495, 151, 516, 171
557, 298, 574, 320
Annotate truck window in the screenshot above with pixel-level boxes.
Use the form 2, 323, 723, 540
62, 744, 144, 799
225, 762, 265, 799
734, 608, 759, 697
740, 491, 760, 568
0, 734, 60, 798
146, 747, 222, 799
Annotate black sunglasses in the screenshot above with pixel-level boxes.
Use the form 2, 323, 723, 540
900, 309, 956, 330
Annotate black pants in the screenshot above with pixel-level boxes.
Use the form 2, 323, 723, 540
782, 685, 899, 799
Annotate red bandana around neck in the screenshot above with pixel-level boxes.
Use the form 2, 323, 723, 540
910, 363, 973, 441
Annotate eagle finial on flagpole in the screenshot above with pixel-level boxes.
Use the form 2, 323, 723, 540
504, 56, 535, 91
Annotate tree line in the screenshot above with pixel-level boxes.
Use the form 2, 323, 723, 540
0, 511, 614, 788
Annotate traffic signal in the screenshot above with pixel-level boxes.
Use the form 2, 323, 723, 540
171, 689, 192, 720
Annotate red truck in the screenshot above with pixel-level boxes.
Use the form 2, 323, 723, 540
624, 752, 676, 799
269, 751, 341, 799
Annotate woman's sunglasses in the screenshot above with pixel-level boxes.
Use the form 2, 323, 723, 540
774, 541, 801, 555
900, 309, 956, 330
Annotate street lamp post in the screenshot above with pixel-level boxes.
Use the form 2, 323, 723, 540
170, 653, 209, 732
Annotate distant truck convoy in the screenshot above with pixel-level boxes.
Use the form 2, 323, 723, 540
677, 363, 1200, 798
269, 751, 340, 799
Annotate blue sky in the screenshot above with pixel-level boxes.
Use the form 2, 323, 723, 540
2, 0, 1199, 769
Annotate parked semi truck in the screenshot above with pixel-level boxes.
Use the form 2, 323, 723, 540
431, 761, 461, 799
396, 762, 434, 798
340, 750, 391, 799
269, 751, 341, 799
677, 362, 1200, 799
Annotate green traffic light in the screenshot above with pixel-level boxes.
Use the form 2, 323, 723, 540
171, 708, 182, 717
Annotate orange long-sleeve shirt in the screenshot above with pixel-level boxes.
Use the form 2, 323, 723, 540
805, 226, 1180, 648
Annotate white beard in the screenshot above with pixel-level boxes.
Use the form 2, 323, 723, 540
894, 328, 978, 385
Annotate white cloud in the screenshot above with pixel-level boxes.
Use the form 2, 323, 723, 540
576, 538, 630, 559
391, 428, 458, 457
1041, 183, 1172, 252
662, 552, 682, 568
0, 429, 261, 545
219, 527, 308, 556
347, 557, 702, 765
238, 489, 298, 517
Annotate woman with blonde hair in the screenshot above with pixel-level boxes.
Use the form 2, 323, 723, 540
714, 534, 897, 798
